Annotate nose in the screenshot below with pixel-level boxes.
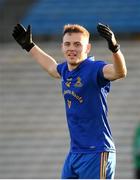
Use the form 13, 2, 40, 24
68, 44, 76, 51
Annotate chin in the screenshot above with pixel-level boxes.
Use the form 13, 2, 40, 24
68, 59, 78, 65
69, 60, 82, 66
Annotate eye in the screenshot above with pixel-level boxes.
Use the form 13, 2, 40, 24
64, 42, 70, 47
74, 42, 81, 47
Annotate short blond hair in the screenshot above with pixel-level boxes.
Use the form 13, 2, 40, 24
63, 24, 90, 40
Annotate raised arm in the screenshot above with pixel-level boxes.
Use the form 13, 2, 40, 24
97, 23, 127, 81
12, 24, 60, 78
29, 45, 60, 78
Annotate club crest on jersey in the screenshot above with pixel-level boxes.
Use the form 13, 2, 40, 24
74, 77, 83, 87
65, 78, 72, 88
65, 81, 71, 87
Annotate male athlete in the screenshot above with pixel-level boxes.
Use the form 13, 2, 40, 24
12, 23, 127, 179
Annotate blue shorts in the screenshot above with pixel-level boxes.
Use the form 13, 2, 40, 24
61, 152, 116, 179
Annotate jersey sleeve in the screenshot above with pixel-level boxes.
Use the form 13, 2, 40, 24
57, 64, 62, 76
96, 61, 110, 88
57, 62, 65, 77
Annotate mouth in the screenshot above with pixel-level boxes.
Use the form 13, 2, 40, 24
67, 52, 77, 59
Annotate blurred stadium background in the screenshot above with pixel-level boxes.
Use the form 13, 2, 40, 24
0, 0, 140, 178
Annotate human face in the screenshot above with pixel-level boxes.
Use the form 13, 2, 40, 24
62, 33, 91, 69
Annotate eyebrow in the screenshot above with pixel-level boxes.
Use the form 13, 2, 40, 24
64, 41, 81, 44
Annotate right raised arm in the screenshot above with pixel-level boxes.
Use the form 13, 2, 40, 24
29, 45, 60, 78
12, 24, 60, 78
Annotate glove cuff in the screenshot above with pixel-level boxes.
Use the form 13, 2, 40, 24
22, 42, 35, 52
108, 42, 120, 53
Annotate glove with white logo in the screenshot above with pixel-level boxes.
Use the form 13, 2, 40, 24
12, 24, 35, 52
97, 23, 120, 53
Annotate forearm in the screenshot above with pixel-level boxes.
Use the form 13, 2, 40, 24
103, 49, 127, 81
29, 45, 59, 78
112, 49, 127, 78
12, 24, 60, 78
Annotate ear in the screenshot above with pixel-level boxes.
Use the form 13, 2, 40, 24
86, 43, 91, 54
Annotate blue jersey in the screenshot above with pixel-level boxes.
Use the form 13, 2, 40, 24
57, 57, 115, 153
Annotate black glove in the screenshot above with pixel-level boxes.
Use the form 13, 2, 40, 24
97, 23, 120, 53
12, 24, 35, 52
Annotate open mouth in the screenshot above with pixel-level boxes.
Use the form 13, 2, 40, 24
67, 52, 77, 58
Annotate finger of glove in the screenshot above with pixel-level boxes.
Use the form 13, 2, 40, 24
97, 25, 111, 34
12, 29, 20, 39
12, 25, 25, 38
98, 31, 112, 40
16, 24, 26, 34
98, 23, 108, 27
98, 28, 112, 36
97, 23, 110, 31
27, 25, 31, 38
12, 31, 18, 38
12, 32, 24, 43
27, 25, 31, 33
25, 25, 32, 44
12, 28, 24, 40
105, 24, 110, 28
99, 30, 111, 37
13, 26, 21, 34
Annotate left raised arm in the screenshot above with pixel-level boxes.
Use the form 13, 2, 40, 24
97, 23, 127, 81
103, 49, 127, 81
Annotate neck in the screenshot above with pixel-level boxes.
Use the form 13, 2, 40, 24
67, 55, 88, 71
68, 58, 87, 71
68, 63, 80, 71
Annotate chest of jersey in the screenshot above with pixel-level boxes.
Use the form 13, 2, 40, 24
61, 68, 97, 111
